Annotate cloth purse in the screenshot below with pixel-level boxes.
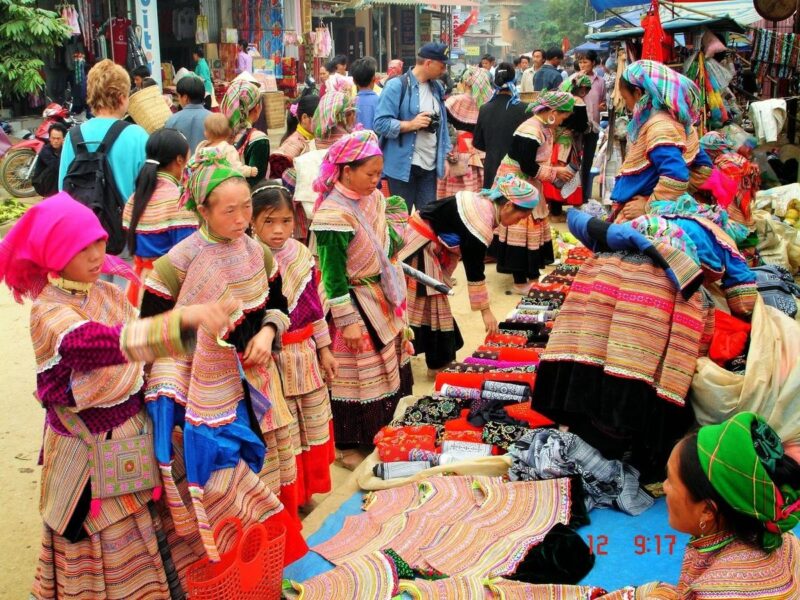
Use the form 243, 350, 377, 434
54, 406, 159, 506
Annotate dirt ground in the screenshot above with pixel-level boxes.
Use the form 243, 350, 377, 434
0, 255, 528, 597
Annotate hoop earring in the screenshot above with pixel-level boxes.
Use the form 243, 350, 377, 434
699, 521, 706, 532
547, 115, 556, 125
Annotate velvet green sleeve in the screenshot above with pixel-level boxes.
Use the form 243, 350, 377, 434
384, 194, 409, 257
244, 136, 270, 186
314, 229, 359, 328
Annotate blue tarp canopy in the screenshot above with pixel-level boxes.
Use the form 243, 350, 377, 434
586, 15, 746, 41
571, 41, 610, 52
585, 8, 646, 30
588, 0, 759, 24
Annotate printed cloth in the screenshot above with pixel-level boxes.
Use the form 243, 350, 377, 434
313, 130, 382, 202
528, 91, 575, 114
462, 66, 493, 109
559, 74, 592, 93
697, 412, 800, 551
621, 60, 701, 141
221, 78, 262, 134
0, 193, 135, 302
312, 90, 356, 139
509, 428, 654, 516
648, 193, 749, 244
485, 173, 539, 209
182, 152, 245, 211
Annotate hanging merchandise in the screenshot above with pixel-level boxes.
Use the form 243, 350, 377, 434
685, 51, 732, 133
127, 25, 148, 71
62, 5, 82, 36
108, 17, 131, 67
196, 14, 210, 44
752, 29, 800, 82
641, 0, 672, 63
314, 25, 332, 58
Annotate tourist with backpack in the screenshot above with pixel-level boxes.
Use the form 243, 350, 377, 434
59, 59, 148, 257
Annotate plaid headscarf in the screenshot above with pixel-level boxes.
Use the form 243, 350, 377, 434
528, 91, 575, 114
700, 131, 732, 156
221, 78, 262, 134
182, 151, 246, 211
560, 74, 593, 93
484, 173, 539, 209
462, 66, 493, 109
622, 60, 701, 141
312, 90, 356, 139
313, 130, 383, 203
697, 412, 800, 551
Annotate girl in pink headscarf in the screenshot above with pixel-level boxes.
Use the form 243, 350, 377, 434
0, 193, 236, 599
309, 131, 412, 467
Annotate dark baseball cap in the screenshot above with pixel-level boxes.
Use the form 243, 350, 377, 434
418, 42, 453, 65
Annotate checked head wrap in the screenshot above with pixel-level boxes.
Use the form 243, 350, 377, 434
313, 130, 383, 205
484, 173, 539, 209
462, 66, 493, 109
560, 74, 593, 94
527, 91, 575, 115
312, 90, 356, 139
221, 78, 262, 135
697, 412, 800, 551
182, 151, 246, 211
622, 60, 701, 141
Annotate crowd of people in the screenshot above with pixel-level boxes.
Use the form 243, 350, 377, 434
0, 37, 799, 599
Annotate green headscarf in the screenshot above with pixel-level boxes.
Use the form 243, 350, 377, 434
697, 412, 800, 551
527, 91, 575, 115
182, 150, 246, 211
559, 74, 592, 94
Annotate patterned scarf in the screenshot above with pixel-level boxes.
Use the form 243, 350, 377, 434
313, 130, 382, 206
312, 90, 356, 139
221, 78, 262, 135
697, 412, 800, 551
182, 152, 246, 211
648, 193, 749, 244
484, 173, 539, 209
463, 66, 493, 109
622, 60, 701, 141
699, 131, 731, 157
528, 91, 575, 114
559, 74, 592, 93
628, 215, 699, 264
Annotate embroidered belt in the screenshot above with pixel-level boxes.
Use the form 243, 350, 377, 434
281, 322, 314, 345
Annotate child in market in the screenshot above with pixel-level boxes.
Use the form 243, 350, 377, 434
194, 112, 259, 178
250, 180, 338, 504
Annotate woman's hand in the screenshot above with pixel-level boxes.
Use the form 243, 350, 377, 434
318, 346, 338, 381
242, 325, 276, 367
181, 298, 239, 335
619, 196, 648, 222
341, 323, 366, 353
555, 167, 573, 183
481, 308, 499, 335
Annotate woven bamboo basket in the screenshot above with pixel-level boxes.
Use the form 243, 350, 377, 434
264, 92, 286, 130
127, 86, 172, 133
519, 91, 539, 105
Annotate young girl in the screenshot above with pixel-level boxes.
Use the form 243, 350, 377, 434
251, 181, 337, 504
194, 112, 259, 178
269, 94, 321, 181
123, 127, 198, 306
0, 193, 235, 599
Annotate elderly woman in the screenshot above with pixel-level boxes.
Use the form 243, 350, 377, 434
310, 130, 411, 467
611, 60, 713, 223
607, 412, 800, 598
141, 154, 307, 574
493, 90, 575, 293
436, 65, 492, 199
220, 78, 269, 186
699, 131, 760, 227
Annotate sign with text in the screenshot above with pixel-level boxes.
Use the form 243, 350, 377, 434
134, 0, 161, 85
465, 45, 481, 56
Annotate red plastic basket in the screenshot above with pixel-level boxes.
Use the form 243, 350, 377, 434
186, 517, 286, 600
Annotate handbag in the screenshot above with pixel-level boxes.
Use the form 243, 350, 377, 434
54, 406, 159, 504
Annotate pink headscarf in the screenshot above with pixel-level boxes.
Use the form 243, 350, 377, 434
313, 130, 382, 210
0, 193, 136, 302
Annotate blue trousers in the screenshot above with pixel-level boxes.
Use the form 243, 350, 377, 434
386, 165, 438, 213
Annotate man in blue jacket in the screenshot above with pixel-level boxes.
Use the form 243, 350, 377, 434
374, 42, 452, 212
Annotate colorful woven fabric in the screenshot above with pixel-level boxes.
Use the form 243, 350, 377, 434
122, 173, 198, 247
445, 93, 479, 125
627, 215, 700, 264
699, 130, 731, 155
462, 65, 493, 109
313, 130, 382, 205
698, 412, 800, 551
312, 90, 356, 139
649, 193, 750, 244
528, 91, 575, 114
456, 190, 497, 247
485, 173, 539, 209
0, 193, 135, 302
221, 78, 262, 134
183, 152, 245, 211
286, 551, 399, 600
559, 74, 592, 93
374, 425, 438, 462
622, 60, 701, 141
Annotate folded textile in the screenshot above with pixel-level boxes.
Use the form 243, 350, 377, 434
483, 421, 533, 449
709, 310, 751, 367
374, 425, 438, 462
508, 428, 654, 516
752, 264, 800, 318
440, 384, 482, 401
392, 395, 462, 426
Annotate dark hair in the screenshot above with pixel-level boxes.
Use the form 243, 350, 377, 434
513, 57, 522, 67
141, 77, 158, 89
678, 432, 800, 552
177, 75, 206, 103
481, 54, 495, 63
132, 65, 151, 79
351, 57, 376, 88
127, 128, 191, 255
282, 94, 320, 143
533, 49, 545, 58
546, 48, 564, 61
240, 41, 248, 51
578, 50, 599, 65
618, 75, 639, 96
494, 61, 516, 87
48, 122, 68, 137
193, 47, 204, 58
343, 154, 381, 176
519, 55, 530, 64
251, 179, 294, 221
327, 55, 348, 72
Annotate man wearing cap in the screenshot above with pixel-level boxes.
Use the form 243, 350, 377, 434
374, 43, 452, 212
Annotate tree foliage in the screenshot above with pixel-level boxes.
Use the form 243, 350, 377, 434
514, 0, 592, 52
0, 0, 71, 104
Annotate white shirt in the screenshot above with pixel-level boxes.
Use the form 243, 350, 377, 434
412, 80, 438, 171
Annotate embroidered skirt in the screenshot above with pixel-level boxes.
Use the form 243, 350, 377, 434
492, 216, 555, 281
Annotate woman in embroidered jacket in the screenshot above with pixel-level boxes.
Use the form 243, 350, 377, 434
141, 155, 308, 576
123, 127, 199, 306
493, 91, 575, 294
611, 60, 713, 223
251, 181, 337, 505
604, 412, 800, 599
221, 78, 269, 186
310, 130, 412, 452
398, 174, 539, 372
0, 193, 236, 599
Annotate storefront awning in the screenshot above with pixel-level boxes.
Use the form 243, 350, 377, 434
343, 0, 476, 10
588, 0, 759, 24
586, 15, 746, 41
